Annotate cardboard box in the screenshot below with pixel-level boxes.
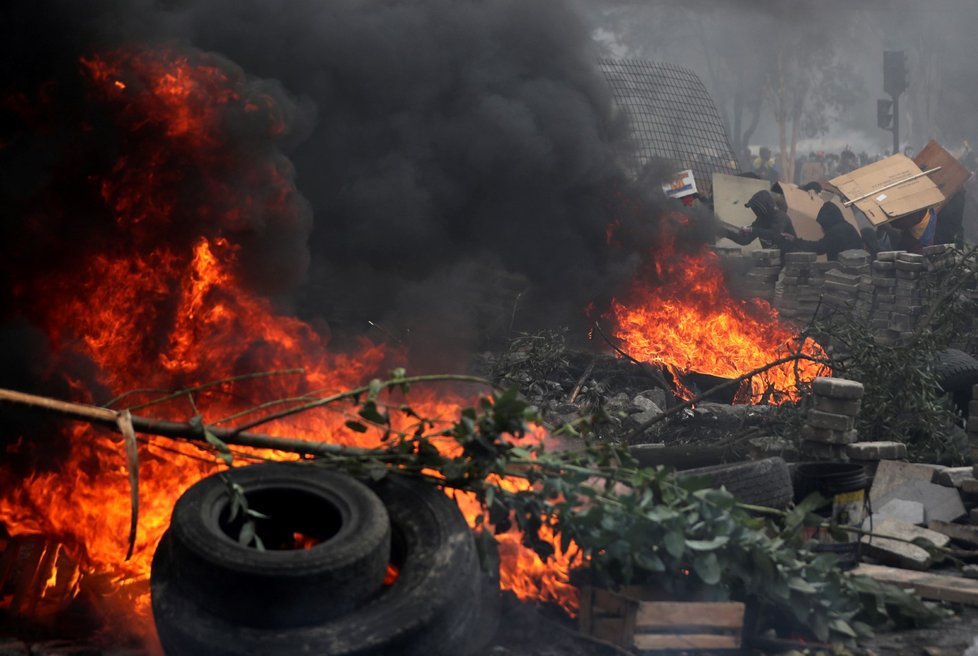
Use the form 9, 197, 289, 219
829, 154, 945, 226
914, 140, 973, 212
711, 172, 770, 251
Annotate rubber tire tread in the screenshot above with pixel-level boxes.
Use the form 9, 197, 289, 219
935, 348, 978, 394
163, 462, 390, 628
152, 473, 492, 656
678, 457, 794, 509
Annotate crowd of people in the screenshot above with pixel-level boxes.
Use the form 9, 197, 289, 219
711, 143, 975, 259
743, 145, 906, 187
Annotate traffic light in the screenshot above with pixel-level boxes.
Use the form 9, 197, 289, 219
877, 98, 894, 130
884, 50, 908, 96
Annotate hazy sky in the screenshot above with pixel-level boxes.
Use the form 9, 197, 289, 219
579, 0, 978, 156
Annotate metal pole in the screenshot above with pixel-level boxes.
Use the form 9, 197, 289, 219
842, 166, 942, 207
892, 93, 900, 155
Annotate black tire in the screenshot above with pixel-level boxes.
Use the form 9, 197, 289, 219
152, 473, 495, 656
159, 462, 391, 629
935, 348, 978, 416
678, 457, 794, 510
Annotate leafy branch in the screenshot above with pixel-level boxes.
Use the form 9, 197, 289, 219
0, 373, 948, 645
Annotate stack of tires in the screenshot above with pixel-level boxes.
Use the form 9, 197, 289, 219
151, 463, 497, 656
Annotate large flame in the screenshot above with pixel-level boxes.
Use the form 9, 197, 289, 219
0, 45, 577, 648
611, 212, 827, 403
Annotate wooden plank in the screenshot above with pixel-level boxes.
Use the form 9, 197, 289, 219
590, 588, 631, 614
634, 634, 741, 650
853, 563, 978, 605
635, 601, 744, 629
591, 618, 627, 646
577, 585, 594, 634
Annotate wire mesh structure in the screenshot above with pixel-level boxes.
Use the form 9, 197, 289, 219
599, 59, 739, 193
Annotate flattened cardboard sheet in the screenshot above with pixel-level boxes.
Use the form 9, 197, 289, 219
913, 140, 973, 211
829, 154, 945, 226
711, 173, 770, 251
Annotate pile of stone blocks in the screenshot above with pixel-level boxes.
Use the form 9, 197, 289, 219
743, 248, 781, 302
891, 252, 927, 342
819, 249, 871, 317
922, 243, 958, 272
774, 251, 818, 321
840, 250, 875, 320
821, 268, 859, 311
869, 250, 900, 343
799, 376, 864, 461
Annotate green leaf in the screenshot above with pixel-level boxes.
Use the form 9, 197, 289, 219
685, 536, 730, 551
238, 520, 256, 546
359, 401, 387, 424
228, 492, 242, 523
693, 552, 721, 585
829, 618, 857, 638
787, 576, 818, 594
204, 429, 233, 466
345, 420, 368, 433
635, 551, 666, 573
664, 530, 685, 559
367, 378, 384, 400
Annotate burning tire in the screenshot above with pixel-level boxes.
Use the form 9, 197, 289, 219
678, 457, 794, 510
154, 462, 391, 629
152, 470, 495, 656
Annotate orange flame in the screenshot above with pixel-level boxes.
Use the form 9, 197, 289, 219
611, 212, 827, 403
0, 45, 577, 648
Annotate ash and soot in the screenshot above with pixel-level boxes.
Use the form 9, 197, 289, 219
0, 0, 817, 650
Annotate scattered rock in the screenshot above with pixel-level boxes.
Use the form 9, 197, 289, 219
861, 519, 951, 570
883, 480, 967, 523
962, 564, 978, 580
927, 520, 978, 548
868, 498, 926, 526
933, 467, 976, 489
871, 460, 947, 507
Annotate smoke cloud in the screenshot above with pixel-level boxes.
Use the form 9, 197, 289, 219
1, 0, 696, 376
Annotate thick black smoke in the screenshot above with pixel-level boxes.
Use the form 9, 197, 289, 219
0, 0, 696, 379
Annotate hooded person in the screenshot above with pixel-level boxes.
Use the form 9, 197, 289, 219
726, 189, 795, 249
782, 201, 862, 260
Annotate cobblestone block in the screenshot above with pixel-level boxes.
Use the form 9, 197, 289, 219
813, 396, 862, 416
801, 424, 859, 444
846, 441, 907, 460
812, 377, 865, 399
807, 409, 855, 431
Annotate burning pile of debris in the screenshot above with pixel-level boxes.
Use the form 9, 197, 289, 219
5, 0, 978, 655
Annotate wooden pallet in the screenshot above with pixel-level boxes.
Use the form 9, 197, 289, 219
579, 586, 744, 652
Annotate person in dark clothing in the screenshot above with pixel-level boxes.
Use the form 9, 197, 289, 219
934, 190, 966, 246
726, 190, 796, 248
782, 201, 863, 260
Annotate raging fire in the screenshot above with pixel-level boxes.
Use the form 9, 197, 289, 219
611, 212, 827, 403
0, 45, 577, 647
